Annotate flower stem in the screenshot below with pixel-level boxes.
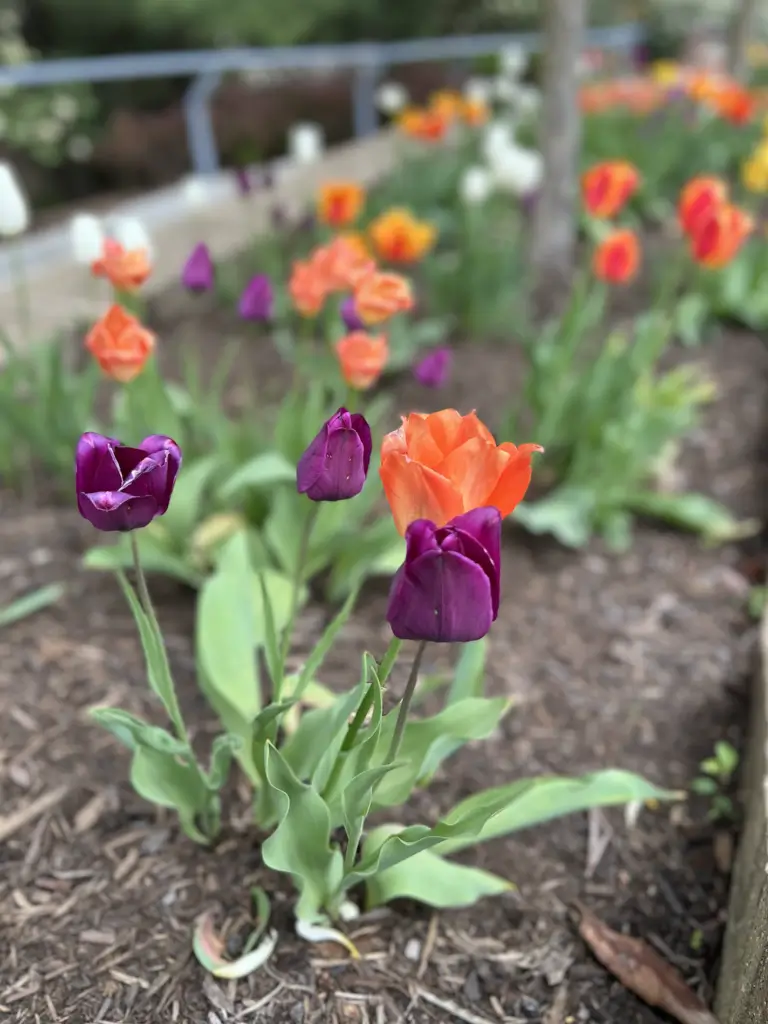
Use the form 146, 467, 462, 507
276, 503, 318, 696
385, 639, 427, 765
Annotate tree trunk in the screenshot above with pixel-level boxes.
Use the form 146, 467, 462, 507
530, 0, 588, 286
728, 0, 758, 81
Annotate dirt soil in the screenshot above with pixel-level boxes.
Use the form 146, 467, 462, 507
1, 318, 767, 1024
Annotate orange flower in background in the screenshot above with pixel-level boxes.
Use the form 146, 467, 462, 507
91, 239, 151, 292
593, 229, 641, 284
429, 89, 465, 122
317, 181, 365, 228
397, 106, 449, 143
335, 332, 389, 390
353, 270, 414, 325
312, 236, 375, 292
85, 304, 155, 383
369, 208, 437, 264
689, 203, 754, 268
380, 409, 543, 536
678, 176, 728, 236
461, 98, 490, 127
582, 161, 640, 219
338, 232, 371, 262
708, 83, 755, 124
289, 258, 329, 317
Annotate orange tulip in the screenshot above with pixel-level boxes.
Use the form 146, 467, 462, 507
353, 271, 414, 326
369, 208, 437, 264
461, 98, 490, 126
397, 106, 449, 142
91, 239, 151, 292
429, 90, 465, 122
709, 83, 756, 125
289, 259, 329, 317
678, 177, 729, 236
317, 181, 365, 228
690, 203, 754, 268
85, 304, 155, 383
582, 161, 640, 219
335, 332, 389, 390
338, 232, 371, 262
593, 229, 641, 284
311, 236, 376, 292
380, 409, 542, 536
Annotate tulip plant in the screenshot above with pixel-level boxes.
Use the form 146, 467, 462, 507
79, 407, 672, 966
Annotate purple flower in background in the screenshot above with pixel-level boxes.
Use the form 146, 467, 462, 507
238, 274, 274, 321
413, 346, 452, 389
297, 407, 372, 502
271, 203, 289, 231
632, 43, 651, 70
341, 295, 365, 331
76, 432, 182, 532
521, 190, 539, 215
181, 242, 214, 293
234, 167, 253, 196
387, 507, 501, 643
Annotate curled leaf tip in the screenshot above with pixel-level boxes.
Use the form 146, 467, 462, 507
295, 918, 361, 959
193, 910, 278, 978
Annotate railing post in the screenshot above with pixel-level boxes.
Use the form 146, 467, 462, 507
352, 57, 381, 138
182, 70, 223, 175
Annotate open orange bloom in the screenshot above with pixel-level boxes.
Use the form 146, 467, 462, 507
690, 203, 754, 268
338, 232, 371, 262
311, 236, 375, 292
85, 304, 155, 383
709, 83, 756, 125
91, 239, 151, 292
317, 181, 365, 228
353, 271, 414, 325
678, 177, 729, 236
289, 259, 329, 317
397, 106, 449, 142
582, 161, 640, 219
593, 229, 640, 284
380, 409, 542, 536
335, 332, 389, 390
369, 208, 437, 264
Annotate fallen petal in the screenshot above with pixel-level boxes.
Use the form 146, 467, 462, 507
193, 911, 278, 979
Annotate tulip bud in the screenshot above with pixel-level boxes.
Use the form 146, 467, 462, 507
297, 408, 372, 502
75, 432, 182, 532
70, 213, 105, 265
238, 273, 274, 321
288, 122, 324, 165
182, 242, 214, 293
413, 346, 452, 389
387, 507, 501, 643
0, 161, 30, 236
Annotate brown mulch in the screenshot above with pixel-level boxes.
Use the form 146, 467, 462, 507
0, 316, 766, 1023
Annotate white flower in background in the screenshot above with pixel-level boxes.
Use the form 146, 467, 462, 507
482, 119, 515, 163
110, 215, 153, 257
375, 81, 409, 115
488, 144, 542, 197
463, 77, 495, 105
288, 122, 324, 165
35, 119, 64, 145
70, 213, 105, 264
0, 161, 30, 236
495, 76, 525, 106
52, 94, 79, 122
499, 44, 528, 82
67, 135, 93, 162
516, 85, 541, 118
459, 165, 494, 205
181, 175, 211, 207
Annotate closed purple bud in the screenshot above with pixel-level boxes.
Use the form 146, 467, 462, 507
76, 432, 182, 532
387, 507, 501, 643
341, 295, 365, 331
181, 242, 214, 293
238, 274, 274, 321
297, 407, 372, 502
413, 346, 452, 389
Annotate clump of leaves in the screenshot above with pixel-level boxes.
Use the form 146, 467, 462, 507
690, 741, 739, 821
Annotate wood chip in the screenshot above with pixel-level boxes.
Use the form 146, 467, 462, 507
0, 785, 68, 843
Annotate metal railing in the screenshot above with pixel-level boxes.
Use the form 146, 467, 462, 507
0, 23, 644, 175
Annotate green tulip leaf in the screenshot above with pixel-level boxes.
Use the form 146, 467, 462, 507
129, 745, 211, 844
280, 680, 367, 787
161, 455, 219, 541
83, 532, 203, 588
625, 491, 760, 544
219, 452, 297, 500
207, 734, 243, 791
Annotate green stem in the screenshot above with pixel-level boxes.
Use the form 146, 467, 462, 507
10, 243, 31, 344
384, 639, 427, 765
276, 503, 318, 696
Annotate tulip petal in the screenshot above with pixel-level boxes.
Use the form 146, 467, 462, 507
113, 445, 154, 481
138, 436, 182, 510
404, 519, 441, 560
438, 438, 508, 512
380, 455, 463, 535
75, 432, 123, 494
347, 413, 372, 475
78, 490, 159, 532
485, 443, 542, 517
447, 507, 502, 616
387, 550, 494, 643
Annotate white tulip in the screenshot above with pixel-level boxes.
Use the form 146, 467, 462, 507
288, 122, 324, 165
482, 120, 514, 163
375, 81, 409, 115
499, 44, 528, 82
70, 213, 105, 264
494, 77, 524, 106
515, 85, 541, 118
110, 215, 153, 256
489, 144, 542, 197
463, 77, 494, 105
459, 165, 493, 205
0, 161, 29, 236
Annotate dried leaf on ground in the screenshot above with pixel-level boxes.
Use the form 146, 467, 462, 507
577, 904, 720, 1024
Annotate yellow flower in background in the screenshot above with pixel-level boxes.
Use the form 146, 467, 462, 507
651, 60, 682, 87
748, 43, 768, 68
762, 112, 768, 136
369, 207, 437, 264
742, 156, 768, 193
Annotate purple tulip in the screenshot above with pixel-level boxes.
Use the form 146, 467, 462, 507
413, 346, 452, 389
387, 507, 501, 643
76, 432, 182, 532
181, 242, 214, 293
297, 408, 372, 502
341, 295, 365, 331
238, 274, 274, 321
